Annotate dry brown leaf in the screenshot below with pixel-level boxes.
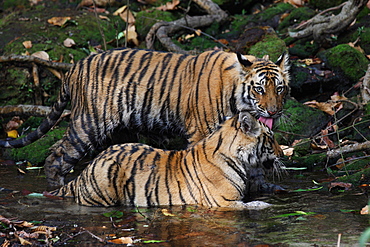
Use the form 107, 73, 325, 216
63, 38, 76, 48
156, 0, 180, 11
304, 100, 335, 115
281, 145, 294, 156
361, 205, 369, 214
284, 0, 306, 7
320, 129, 335, 148
16, 235, 32, 245
328, 182, 352, 190
47, 16, 71, 26
161, 208, 175, 216
108, 237, 133, 244
99, 15, 110, 21
22, 40, 32, 49
113, 6, 135, 24
125, 25, 139, 46
31, 51, 49, 60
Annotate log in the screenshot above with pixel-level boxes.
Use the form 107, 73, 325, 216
0, 105, 70, 118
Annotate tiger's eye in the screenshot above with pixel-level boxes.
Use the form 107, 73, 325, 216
254, 86, 264, 94
276, 86, 284, 93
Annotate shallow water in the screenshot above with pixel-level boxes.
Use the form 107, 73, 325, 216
0, 164, 369, 246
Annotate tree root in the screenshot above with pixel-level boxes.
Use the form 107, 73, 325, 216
145, 0, 228, 54
289, 0, 368, 43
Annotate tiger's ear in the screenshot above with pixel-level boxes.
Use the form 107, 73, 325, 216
237, 52, 253, 67
275, 52, 290, 73
238, 111, 258, 135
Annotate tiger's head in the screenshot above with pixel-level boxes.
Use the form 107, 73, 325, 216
234, 52, 290, 129
218, 111, 283, 172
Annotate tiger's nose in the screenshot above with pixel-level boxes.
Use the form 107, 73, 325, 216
267, 110, 277, 116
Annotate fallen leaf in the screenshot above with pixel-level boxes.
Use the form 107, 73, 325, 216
6, 130, 18, 139
361, 205, 368, 214
328, 182, 352, 191
320, 129, 335, 148
63, 38, 76, 48
22, 40, 32, 49
5, 116, 23, 131
124, 25, 139, 46
16, 235, 32, 245
47, 16, 71, 27
108, 237, 133, 244
161, 208, 175, 217
113, 5, 135, 24
284, 0, 306, 7
31, 51, 49, 60
156, 0, 180, 11
99, 15, 110, 21
281, 145, 294, 156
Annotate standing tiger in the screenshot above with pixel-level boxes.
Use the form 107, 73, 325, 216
50, 111, 284, 208
0, 48, 290, 187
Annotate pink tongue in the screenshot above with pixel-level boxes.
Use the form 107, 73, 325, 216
258, 117, 274, 129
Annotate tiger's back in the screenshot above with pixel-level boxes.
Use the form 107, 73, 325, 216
51, 111, 283, 208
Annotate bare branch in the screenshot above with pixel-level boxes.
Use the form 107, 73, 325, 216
0, 55, 72, 71
327, 140, 370, 158
146, 0, 228, 53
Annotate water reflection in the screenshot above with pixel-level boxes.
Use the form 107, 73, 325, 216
0, 165, 368, 246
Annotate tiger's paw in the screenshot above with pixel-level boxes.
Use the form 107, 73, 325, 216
242, 200, 272, 210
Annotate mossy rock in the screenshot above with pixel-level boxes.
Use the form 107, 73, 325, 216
5, 126, 66, 164
278, 7, 316, 33
275, 98, 331, 145
288, 39, 320, 58
336, 156, 370, 185
248, 33, 287, 62
231, 3, 294, 37
321, 44, 368, 83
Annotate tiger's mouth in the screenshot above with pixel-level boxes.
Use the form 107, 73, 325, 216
258, 116, 274, 129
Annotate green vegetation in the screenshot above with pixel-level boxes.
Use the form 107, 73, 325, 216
7, 126, 66, 164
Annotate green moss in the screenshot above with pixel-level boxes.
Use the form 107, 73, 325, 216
257, 3, 294, 22
276, 98, 330, 145
231, 3, 293, 37
278, 7, 316, 32
337, 157, 370, 185
325, 44, 368, 82
3, 0, 29, 9
7, 127, 66, 164
248, 34, 287, 61
136, 10, 179, 39
309, 0, 346, 10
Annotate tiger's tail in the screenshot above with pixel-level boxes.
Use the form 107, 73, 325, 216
0, 81, 69, 148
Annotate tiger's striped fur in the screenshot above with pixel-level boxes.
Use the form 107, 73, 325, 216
50, 111, 283, 208
0, 48, 289, 187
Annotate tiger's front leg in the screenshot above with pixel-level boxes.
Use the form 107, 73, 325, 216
44, 135, 88, 189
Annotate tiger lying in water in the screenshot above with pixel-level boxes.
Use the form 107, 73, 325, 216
50, 111, 284, 208
1, 48, 289, 187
